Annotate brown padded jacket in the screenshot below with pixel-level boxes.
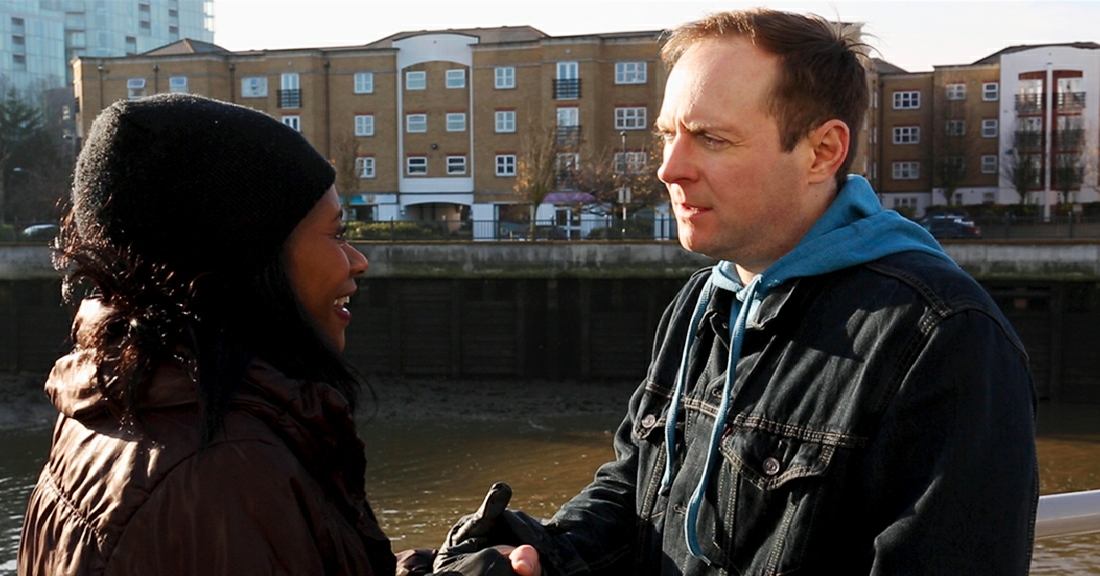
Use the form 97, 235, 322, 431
18, 298, 396, 575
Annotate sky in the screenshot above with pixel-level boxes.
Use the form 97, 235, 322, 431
211, 1, 1100, 73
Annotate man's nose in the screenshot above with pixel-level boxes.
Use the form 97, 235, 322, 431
657, 135, 695, 185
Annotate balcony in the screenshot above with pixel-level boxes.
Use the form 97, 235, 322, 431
1015, 93, 1044, 113
1057, 91, 1086, 111
553, 78, 581, 100
556, 125, 582, 147
1057, 129, 1085, 151
1014, 130, 1043, 152
277, 89, 301, 109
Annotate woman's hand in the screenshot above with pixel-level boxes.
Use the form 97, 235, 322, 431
494, 545, 541, 576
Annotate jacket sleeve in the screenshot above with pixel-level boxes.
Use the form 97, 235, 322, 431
105, 438, 375, 576
863, 307, 1038, 575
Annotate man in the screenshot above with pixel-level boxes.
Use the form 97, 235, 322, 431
436, 8, 1038, 576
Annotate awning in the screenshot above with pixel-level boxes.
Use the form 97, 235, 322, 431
543, 191, 596, 204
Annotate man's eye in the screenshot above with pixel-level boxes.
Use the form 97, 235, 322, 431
336, 225, 348, 240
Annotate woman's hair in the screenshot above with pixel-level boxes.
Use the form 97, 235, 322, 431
60, 93, 363, 444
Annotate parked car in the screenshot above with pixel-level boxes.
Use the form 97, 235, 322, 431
922, 219, 981, 239
20, 223, 59, 241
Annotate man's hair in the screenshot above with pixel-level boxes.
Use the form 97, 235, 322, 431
661, 8, 871, 189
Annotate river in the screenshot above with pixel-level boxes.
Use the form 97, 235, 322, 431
1, 398, 1098, 574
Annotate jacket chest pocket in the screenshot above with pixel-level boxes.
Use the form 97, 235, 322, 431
696, 425, 841, 575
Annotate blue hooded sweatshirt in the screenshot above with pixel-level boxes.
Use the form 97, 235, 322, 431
658, 175, 958, 564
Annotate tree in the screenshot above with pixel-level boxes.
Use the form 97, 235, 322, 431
1001, 130, 1041, 208
330, 133, 361, 218
513, 122, 560, 239
932, 97, 975, 204
0, 87, 63, 224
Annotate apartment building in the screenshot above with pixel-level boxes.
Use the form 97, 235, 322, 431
876, 42, 1100, 217
1, 0, 213, 91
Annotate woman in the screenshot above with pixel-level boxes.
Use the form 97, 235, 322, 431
18, 93, 391, 575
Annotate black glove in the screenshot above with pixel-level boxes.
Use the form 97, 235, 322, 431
433, 482, 556, 575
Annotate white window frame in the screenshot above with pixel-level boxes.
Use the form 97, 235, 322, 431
981, 155, 998, 174
241, 76, 267, 98
946, 120, 966, 137
615, 61, 647, 84
406, 156, 427, 175
495, 66, 515, 89
495, 110, 516, 133
446, 155, 467, 175
983, 82, 999, 101
127, 78, 146, 99
892, 161, 920, 180
354, 114, 375, 137
282, 115, 300, 132
893, 91, 921, 110
406, 70, 426, 90
495, 154, 516, 176
168, 76, 188, 93
356, 156, 376, 179
406, 113, 427, 133
982, 119, 999, 138
892, 126, 920, 145
945, 83, 966, 100
354, 72, 374, 94
446, 69, 466, 89
614, 151, 646, 174
446, 112, 466, 132
615, 107, 647, 130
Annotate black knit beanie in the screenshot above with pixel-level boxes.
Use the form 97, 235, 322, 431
72, 93, 335, 277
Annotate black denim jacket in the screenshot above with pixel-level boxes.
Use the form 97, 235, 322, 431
537, 251, 1038, 576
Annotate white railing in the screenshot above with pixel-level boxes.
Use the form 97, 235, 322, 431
1035, 489, 1100, 540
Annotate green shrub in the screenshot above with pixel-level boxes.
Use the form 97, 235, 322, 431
0, 224, 15, 242
346, 221, 442, 240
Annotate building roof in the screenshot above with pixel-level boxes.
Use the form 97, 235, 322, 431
364, 26, 548, 48
142, 38, 231, 56
972, 41, 1100, 65
872, 58, 908, 74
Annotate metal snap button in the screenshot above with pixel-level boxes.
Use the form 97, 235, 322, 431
641, 414, 657, 428
762, 457, 782, 476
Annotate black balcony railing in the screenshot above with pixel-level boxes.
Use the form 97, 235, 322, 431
278, 88, 301, 109
553, 78, 581, 99
1057, 129, 1085, 150
1015, 130, 1044, 151
1057, 91, 1086, 110
1015, 93, 1044, 113
556, 125, 582, 146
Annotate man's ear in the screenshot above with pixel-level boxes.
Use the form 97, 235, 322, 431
806, 119, 850, 185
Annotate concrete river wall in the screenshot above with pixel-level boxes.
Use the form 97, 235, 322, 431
2, 240, 1099, 402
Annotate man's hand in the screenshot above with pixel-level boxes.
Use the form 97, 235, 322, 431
494, 545, 542, 576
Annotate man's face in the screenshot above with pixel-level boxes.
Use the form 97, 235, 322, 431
656, 37, 822, 275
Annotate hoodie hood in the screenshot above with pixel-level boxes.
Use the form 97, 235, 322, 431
666, 175, 955, 564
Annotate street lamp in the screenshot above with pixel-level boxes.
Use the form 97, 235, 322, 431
618, 131, 630, 236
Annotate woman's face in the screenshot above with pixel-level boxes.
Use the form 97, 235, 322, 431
284, 186, 368, 352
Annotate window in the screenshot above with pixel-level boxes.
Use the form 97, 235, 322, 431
406, 156, 427, 175
946, 120, 966, 137
168, 76, 188, 93
892, 161, 920, 180
406, 113, 427, 133
354, 114, 374, 137
945, 156, 966, 174
495, 66, 515, 89
447, 155, 467, 175
241, 76, 267, 98
406, 71, 426, 90
983, 82, 999, 101
354, 72, 373, 94
11, 54, 25, 71
496, 154, 516, 176
892, 126, 920, 144
282, 115, 300, 131
279, 73, 300, 108
127, 78, 146, 99
495, 110, 516, 133
125, 36, 137, 55
446, 69, 466, 88
615, 62, 647, 84
893, 91, 920, 109
981, 155, 998, 174
982, 119, 998, 138
356, 157, 376, 178
614, 151, 646, 174
946, 83, 966, 100
446, 113, 466, 132
615, 107, 647, 130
